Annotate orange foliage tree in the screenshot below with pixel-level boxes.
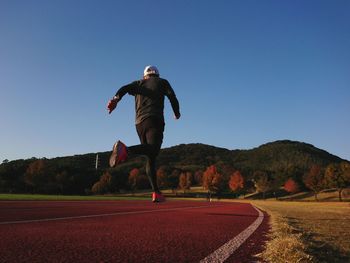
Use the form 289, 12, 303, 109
284, 178, 299, 194
202, 165, 223, 194
179, 171, 193, 193
156, 166, 169, 189
24, 159, 50, 192
128, 168, 149, 191
92, 171, 112, 194
229, 170, 244, 193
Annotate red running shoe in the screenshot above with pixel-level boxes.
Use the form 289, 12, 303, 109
152, 192, 165, 203
109, 140, 128, 167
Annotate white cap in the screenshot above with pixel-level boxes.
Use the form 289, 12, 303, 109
143, 65, 159, 77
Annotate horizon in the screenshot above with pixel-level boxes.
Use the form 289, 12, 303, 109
1, 1, 350, 162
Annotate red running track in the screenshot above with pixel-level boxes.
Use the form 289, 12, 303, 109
0, 200, 269, 263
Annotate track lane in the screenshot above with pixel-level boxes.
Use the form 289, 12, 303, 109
0, 200, 220, 222
0, 200, 268, 263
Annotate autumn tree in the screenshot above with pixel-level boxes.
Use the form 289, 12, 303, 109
186, 171, 193, 190
324, 162, 350, 201
24, 159, 50, 193
254, 171, 272, 199
127, 168, 149, 191
25, 159, 45, 186
179, 173, 187, 194
303, 165, 324, 201
202, 165, 223, 194
92, 171, 112, 194
202, 165, 216, 191
284, 178, 299, 194
179, 171, 192, 194
91, 181, 103, 194
229, 171, 244, 193
157, 166, 169, 189
100, 171, 112, 189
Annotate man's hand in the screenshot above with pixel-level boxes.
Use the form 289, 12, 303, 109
107, 99, 118, 114
174, 113, 181, 120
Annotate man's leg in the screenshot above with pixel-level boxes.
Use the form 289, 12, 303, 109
111, 117, 164, 195
110, 118, 163, 170
127, 144, 160, 193
128, 117, 164, 193
145, 156, 159, 192
143, 119, 164, 193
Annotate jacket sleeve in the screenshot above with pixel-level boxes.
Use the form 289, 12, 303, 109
114, 80, 152, 101
164, 80, 180, 117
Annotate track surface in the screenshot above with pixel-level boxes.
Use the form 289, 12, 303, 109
0, 200, 269, 263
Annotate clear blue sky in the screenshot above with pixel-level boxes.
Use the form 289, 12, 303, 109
1, 0, 350, 162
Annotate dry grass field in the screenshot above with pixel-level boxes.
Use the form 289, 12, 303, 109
252, 200, 350, 263
277, 189, 350, 202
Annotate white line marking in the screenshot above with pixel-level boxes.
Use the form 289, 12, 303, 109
0, 204, 221, 225
200, 205, 264, 263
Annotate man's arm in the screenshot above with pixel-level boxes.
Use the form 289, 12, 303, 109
107, 81, 152, 114
164, 80, 181, 119
107, 82, 138, 114
113, 81, 139, 101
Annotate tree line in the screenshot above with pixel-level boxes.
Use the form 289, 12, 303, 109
91, 162, 350, 201
0, 158, 99, 195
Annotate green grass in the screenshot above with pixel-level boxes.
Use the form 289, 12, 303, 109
0, 193, 148, 201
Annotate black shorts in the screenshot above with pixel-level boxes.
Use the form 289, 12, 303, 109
136, 116, 165, 156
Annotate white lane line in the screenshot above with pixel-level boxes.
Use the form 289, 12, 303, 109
200, 205, 264, 263
0, 204, 222, 225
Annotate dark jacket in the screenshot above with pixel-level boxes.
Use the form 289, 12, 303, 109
114, 76, 180, 125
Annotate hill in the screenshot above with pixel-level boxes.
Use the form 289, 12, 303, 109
48, 140, 346, 174
158, 140, 344, 172
231, 140, 344, 177
0, 140, 347, 194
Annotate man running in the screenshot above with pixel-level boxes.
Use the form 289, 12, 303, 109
107, 65, 181, 202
